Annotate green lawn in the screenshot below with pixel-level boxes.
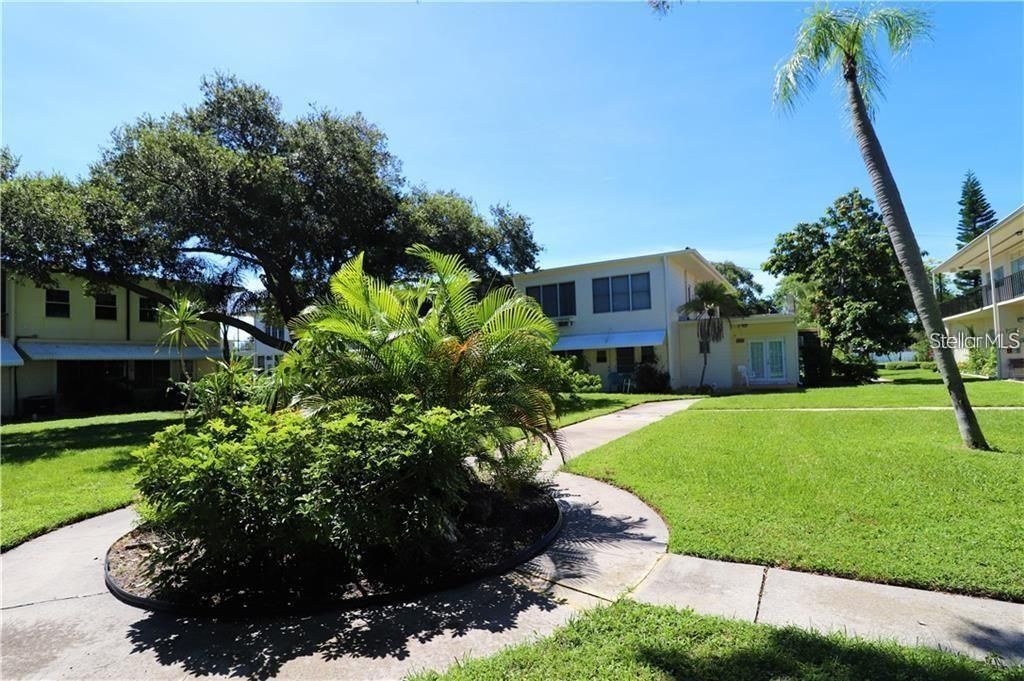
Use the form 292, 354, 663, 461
415, 600, 1018, 681
556, 393, 689, 427
693, 369, 1024, 409
566, 409, 1024, 601
0, 411, 180, 550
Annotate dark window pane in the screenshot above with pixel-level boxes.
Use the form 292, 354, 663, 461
95, 293, 117, 320
631, 273, 651, 309
641, 346, 656, 364
596, 349, 607, 363
592, 278, 610, 314
540, 284, 559, 316
45, 289, 71, 318
558, 282, 576, 316
525, 286, 541, 304
139, 297, 158, 323
611, 276, 631, 312
616, 347, 635, 373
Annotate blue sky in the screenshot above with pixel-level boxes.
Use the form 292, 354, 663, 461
3, 2, 1021, 291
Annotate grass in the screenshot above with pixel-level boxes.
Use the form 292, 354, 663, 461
693, 369, 1024, 409
555, 392, 689, 427
414, 600, 1020, 680
1, 411, 180, 550
566, 409, 1024, 601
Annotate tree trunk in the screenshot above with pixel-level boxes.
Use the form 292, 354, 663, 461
699, 351, 709, 388
843, 62, 988, 450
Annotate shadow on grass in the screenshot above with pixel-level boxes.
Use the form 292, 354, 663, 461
638, 625, 1016, 680
0, 419, 177, 465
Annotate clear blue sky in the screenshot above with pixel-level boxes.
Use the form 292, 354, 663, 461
3, 2, 1021, 291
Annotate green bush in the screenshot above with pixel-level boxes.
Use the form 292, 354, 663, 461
832, 352, 878, 383
918, 361, 937, 371
881, 361, 920, 370
632, 363, 670, 393
135, 399, 489, 595
187, 357, 279, 420
964, 345, 997, 377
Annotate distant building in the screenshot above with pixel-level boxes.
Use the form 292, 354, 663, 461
1, 274, 219, 418
513, 249, 799, 391
935, 204, 1024, 379
224, 313, 289, 371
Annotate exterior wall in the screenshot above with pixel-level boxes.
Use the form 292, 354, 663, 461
676, 322, 734, 390
1, 367, 15, 416
729, 320, 800, 387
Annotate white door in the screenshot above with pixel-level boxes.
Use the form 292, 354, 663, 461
748, 339, 785, 382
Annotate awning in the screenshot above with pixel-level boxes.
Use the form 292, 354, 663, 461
1, 339, 24, 367
553, 329, 666, 352
18, 341, 219, 362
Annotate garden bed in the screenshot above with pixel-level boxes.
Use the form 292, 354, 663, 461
106, 485, 562, 616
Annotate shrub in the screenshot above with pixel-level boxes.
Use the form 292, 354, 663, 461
632, 363, 670, 393
831, 351, 878, 383
135, 399, 489, 595
919, 361, 937, 372
882, 361, 920, 370
964, 345, 997, 377
187, 357, 279, 420
537, 355, 601, 394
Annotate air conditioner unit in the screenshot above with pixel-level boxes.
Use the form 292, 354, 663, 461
556, 319, 574, 328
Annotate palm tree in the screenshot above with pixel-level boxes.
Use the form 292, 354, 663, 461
282, 244, 564, 463
774, 5, 988, 450
679, 281, 742, 390
157, 295, 217, 416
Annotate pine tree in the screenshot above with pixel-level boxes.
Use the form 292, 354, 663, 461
955, 171, 998, 292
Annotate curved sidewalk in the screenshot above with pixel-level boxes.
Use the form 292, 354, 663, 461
0, 399, 695, 680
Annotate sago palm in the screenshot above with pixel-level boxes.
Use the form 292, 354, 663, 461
774, 5, 988, 449
282, 244, 563, 461
679, 281, 742, 390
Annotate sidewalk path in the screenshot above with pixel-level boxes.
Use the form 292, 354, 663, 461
3, 396, 1021, 678
0, 399, 693, 680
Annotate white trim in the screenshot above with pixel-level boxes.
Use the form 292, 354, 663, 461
747, 337, 787, 384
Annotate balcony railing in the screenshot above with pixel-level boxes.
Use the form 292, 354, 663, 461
940, 269, 1024, 318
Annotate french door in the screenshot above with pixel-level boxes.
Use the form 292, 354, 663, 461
748, 339, 786, 382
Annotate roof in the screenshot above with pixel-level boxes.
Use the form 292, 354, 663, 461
514, 248, 734, 290
935, 204, 1024, 273
1, 339, 24, 367
17, 341, 219, 362
552, 329, 666, 352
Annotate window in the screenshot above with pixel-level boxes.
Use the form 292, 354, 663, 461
133, 360, 170, 389
596, 349, 608, 363
592, 273, 652, 313
641, 346, 656, 365
266, 325, 286, 340
139, 297, 159, 323
526, 281, 576, 317
616, 347, 635, 374
94, 293, 117, 320
45, 289, 71, 318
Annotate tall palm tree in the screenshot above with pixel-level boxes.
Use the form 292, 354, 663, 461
282, 244, 564, 462
774, 6, 988, 449
679, 281, 742, 390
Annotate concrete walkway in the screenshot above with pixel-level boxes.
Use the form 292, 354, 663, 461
3, 396, 1021, 678
0, 399, 693, 680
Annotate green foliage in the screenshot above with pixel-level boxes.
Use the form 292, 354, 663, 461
830, 350, 879, 384
773, 5, 932, 117
955, 171, 998, 292
282, 246, 561, 463
711, 261, 775, 314
764, 190, 914, 361
964, 345, 998, 378
882, 361, 921, 370
771, 275, 818, 329
919, 361, 937, 372
187, 357, 279, 420
135, 400, 488, 593
680, 281, 742, 389
632, 363, 670, 393
541, 355, 602, 394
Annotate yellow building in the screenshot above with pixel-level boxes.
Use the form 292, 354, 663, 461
1, 273, 219, 418
935, 204, 1024, 380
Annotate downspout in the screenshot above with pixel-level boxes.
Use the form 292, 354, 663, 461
986, 233, 1003, 379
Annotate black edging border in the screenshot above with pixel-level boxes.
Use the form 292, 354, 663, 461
105, 495, 565, 618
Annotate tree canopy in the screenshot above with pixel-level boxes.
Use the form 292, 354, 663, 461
711, 261, 775, 314
0, 74, 541, 348
955, 171, 998, 292
763, 189, 915, 357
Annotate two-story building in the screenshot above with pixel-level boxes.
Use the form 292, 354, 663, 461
512, 249, 799, 391
935, 204, 1024, 379
224, 311, 289, 371
1, 274, 220, 418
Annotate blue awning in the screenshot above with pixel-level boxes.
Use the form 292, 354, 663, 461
1, 339, 24, 367
553, 329, 666, 352
17, 341, 218, 362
